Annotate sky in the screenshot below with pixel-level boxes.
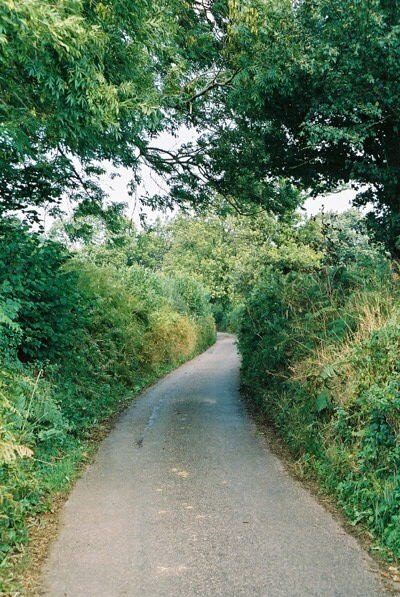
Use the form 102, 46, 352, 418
101, 166, 356, 226
302, 188, 355, 216
43, 128, 357, 231
99, 126, 357, 227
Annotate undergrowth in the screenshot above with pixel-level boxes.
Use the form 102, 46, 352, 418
0, 219, 215, 593
238, 212, 400, 560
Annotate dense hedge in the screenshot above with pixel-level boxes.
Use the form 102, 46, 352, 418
238, 215, 400, 558
0, 220, 215, 591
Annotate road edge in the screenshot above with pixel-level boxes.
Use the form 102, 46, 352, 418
240, 388, 400, 595
16, 337, 219, 597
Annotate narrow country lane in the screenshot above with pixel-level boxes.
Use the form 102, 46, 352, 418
41, 334, 385, 597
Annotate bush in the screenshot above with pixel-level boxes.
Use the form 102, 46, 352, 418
0, 220, 215, 592
238, 212, 400, 557
142, 309, 197, 369
0, 219, 85, 363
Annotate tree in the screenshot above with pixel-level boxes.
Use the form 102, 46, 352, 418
3, 0, 399, 250
0, 0, 221, 222
169, 0, 400, 250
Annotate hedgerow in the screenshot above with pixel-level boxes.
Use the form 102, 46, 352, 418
0, 219, 215, 592
238, 212, 400, 558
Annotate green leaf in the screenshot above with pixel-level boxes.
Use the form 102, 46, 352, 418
320, 364, 336, 380
316, 390, 331, 413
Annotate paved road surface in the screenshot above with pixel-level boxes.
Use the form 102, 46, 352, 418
42, 334, 384, 596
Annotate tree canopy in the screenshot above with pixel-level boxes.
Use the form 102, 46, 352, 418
0, 0, 221, 220
167, 0, 400, 247
1, 0, 400, 248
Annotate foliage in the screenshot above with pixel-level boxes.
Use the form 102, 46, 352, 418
2, 0, 400, 243
0, 219, 85, 363
160, 205, 320, 328
168, 0, 400, 252
238, 211, 400, 557
0, 0, 221, 222
0, 219, 215, 592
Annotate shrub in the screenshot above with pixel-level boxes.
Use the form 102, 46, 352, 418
238, 212, 400, 557
0, 220, 215, 592
142, 309, 197, 369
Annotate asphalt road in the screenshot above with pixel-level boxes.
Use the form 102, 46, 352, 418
42, 334, 385, 596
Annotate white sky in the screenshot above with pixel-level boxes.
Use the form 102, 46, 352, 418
100, 127, 357, 226
102, 167, 356, 226
302, 188, 355, 216
42, 128, 358, 230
